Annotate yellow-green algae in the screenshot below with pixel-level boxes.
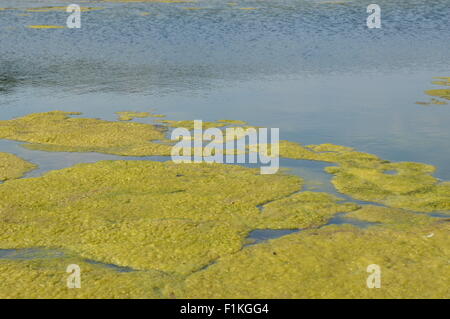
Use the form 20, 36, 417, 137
156, 119, 228, 130
424, 76, 450, 101
260, 192, 359, 229
0, 111, 449, 298
0, 160, 320, 275
416, 99, 447, 106
346, 205, 441, 230
0, 152, 36, 181
0, 111, 172, 156
277, 141, 450, 213
27, 25, 65, 29
115, 111, 165, 121
217, 119, 247, 125
0, 252, 179, 298
167, 222, 449, 298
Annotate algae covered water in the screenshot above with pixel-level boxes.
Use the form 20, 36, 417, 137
0, 0, 449, 299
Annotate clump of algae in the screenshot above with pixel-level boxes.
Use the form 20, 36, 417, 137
346, 205, 441, 230
417, 76, 450, 104
115, 111, 165, 121
167, 221, 449, 298
0, 111, 172, 156
217, 119, 247, 125
0, 152, 36, 181
155, 119, 228, 130
0, 253, 179, 298
27, 25, 65, 29
259, 192, 359, 229
277, 141, 450, 213
0, 160, 312, 275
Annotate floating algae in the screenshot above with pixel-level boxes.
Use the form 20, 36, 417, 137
0, 111, 269, 157
0, 160, 317, 275
217, 119, 247, 125
167, 222, 449, 298
156, 119, 228, 130
0, 111, 172, 156
346, 205, 442, 230
417, 76, 450, 104
0, 152, 36, 181
258, 192, 359, 229
27, 25, 65, 29
425, 89, 450, 100
277, 141, 450, 213
0, 110, 449, 298
416, 99, 447, 106
0, 253, 179, 298
115, 111, 165, 121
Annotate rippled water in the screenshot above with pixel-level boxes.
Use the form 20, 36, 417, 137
1, 0, 450, 178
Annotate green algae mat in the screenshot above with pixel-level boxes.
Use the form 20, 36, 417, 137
0, 111, 448, 298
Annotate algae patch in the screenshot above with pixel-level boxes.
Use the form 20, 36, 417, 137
0, 253, 178, 298
0, 111, 172, 156
259, 192, 359, 229
156, 119, 228, 130
277, 141, 450, 213
0, 152, 36, 181
0, 160, 306, 274
417, 76, 450, 105
168, 222, 449, 298
346, 205, 442, 230
116, 111, 165, 121
27, 25, 65, 29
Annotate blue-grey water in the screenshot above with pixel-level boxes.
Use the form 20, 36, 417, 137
1, 0, 450, 178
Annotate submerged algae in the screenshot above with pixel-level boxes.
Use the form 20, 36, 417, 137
168, 222, 449, 298
0, 111, 172, 156
0, 152, 36, 181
